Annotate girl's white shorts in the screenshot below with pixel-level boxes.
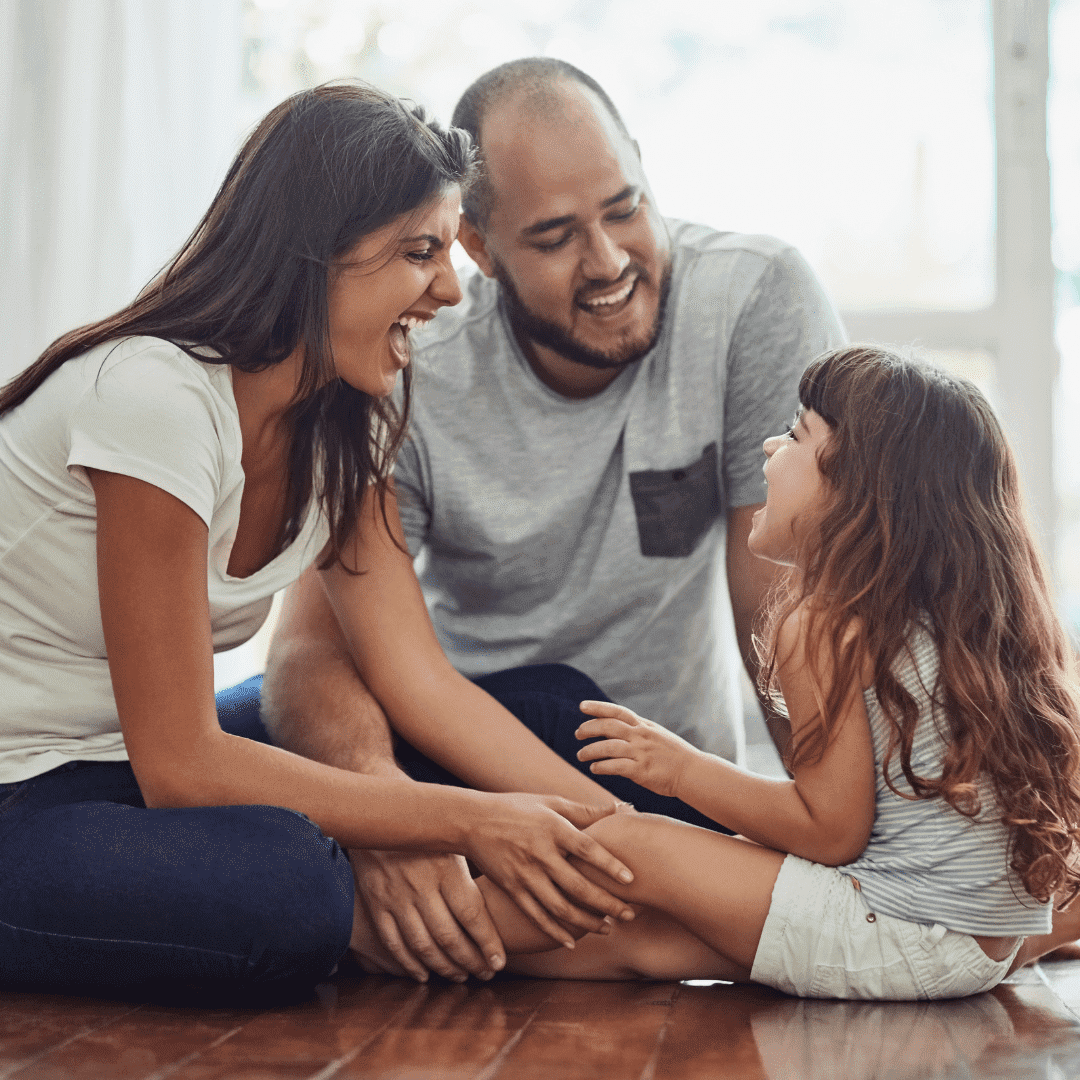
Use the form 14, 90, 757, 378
750, 854, 1021, 1000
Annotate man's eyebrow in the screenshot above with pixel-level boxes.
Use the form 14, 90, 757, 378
601, 185, 638, 209
521, 187, 641, 238
522, 214, 575, 238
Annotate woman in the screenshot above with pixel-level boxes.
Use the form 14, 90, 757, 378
0, 82, 634, 999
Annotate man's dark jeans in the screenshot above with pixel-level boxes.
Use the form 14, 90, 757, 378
220, 662, 732, 833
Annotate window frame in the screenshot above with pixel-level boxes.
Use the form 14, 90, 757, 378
843, 0, 1057, 569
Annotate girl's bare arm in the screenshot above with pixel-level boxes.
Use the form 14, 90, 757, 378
578, 607, 876, 866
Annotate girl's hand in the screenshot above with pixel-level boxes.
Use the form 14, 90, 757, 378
461, 793, 636, 950
576, 701, 701, 799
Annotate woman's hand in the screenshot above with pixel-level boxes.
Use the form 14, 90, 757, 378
575, 701, 702, 799
461, 793, 636, 949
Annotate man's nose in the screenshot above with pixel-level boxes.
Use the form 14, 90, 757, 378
581, 223, 630, 281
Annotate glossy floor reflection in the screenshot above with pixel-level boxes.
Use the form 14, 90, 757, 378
2, 962, 1080, 1078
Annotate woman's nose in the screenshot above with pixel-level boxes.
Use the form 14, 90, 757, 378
431, 258, 463, 308
762, 434, 782, 457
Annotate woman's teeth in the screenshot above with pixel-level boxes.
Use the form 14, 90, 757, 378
396, 315, 424, 331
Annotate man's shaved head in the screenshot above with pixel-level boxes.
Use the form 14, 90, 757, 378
452, 58, 631, 228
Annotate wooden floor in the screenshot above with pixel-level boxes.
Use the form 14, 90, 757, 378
4, 958, 1080, 1079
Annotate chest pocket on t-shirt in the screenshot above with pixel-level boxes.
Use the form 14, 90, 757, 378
628, 442, 722, 558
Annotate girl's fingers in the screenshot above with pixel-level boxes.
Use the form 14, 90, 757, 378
576, 738, 631, 762
588, 758, 634, 777
578, 700, 641, 723
575, 717, 634, 740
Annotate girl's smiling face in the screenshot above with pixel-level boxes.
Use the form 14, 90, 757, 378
326, 187, 463, 398
748, 407, 833, 567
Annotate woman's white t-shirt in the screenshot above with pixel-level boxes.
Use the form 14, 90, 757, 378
0, 337, 328, 783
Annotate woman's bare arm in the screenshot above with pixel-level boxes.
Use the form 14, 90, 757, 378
88, 468, 635, 948
315, 487, 620, 806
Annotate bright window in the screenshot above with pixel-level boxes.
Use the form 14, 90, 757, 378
241, 0, 996, 313
1051, 0, 1080, 631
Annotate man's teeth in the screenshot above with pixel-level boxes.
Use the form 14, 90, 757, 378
395, 316, 424, 331
583, 279, 636, 307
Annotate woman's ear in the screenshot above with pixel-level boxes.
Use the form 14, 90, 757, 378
457, 217, 495, 278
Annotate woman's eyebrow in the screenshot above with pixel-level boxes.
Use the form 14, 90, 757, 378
397, 233, 444, 248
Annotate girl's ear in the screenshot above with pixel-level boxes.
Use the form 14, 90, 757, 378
457, 217, 495, 278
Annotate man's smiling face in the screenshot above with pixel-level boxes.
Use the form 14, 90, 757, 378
460, 81, 672, 396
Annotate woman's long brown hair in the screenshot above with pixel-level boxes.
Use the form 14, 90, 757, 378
759, 345, 1080, 904
0, 82, 475, 570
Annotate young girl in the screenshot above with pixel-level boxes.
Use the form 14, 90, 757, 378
464, 345, 1080, 999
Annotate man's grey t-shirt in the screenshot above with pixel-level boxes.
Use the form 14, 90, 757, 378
396, 221, 844, 760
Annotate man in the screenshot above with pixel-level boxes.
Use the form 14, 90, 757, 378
260, 58, 844, 982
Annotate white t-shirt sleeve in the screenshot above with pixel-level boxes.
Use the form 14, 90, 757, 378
66, 341, 229, 527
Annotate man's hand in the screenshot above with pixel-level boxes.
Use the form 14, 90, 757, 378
575, 700, 703, 799
348, 849, 505, 983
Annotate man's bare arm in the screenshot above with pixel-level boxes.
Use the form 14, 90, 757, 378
726, 502, 792, 763
262, 510, 621, 980
264, 571, 510, 982
262, 569, 398, 776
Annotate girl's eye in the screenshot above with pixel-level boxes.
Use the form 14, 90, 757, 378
783, 423, 796, 441
406, 249, 435, 263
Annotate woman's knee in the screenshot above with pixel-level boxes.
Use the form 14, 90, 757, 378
214, 804, 355, 983
0, 801, 354, 994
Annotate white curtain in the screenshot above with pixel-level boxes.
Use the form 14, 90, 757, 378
0, 0, 242, 382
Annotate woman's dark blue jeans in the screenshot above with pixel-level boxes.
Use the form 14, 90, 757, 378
0, 663, 726, 1000
0, 700, 354, 1000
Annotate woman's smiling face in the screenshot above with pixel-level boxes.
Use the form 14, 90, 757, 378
327, 187, 463, 398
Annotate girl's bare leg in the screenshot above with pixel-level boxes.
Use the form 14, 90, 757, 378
475, 812, 786, 981
1008, 892, 1080, 974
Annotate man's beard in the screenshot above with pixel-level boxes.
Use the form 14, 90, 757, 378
493, 258, 671, 372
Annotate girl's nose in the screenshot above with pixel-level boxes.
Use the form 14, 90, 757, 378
762, 434, 783, 457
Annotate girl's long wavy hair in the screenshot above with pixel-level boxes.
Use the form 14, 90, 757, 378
0, 82, 475, 569
759, 345, 1080, 904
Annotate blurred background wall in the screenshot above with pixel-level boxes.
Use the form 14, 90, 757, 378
1, 0, 1077, 688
